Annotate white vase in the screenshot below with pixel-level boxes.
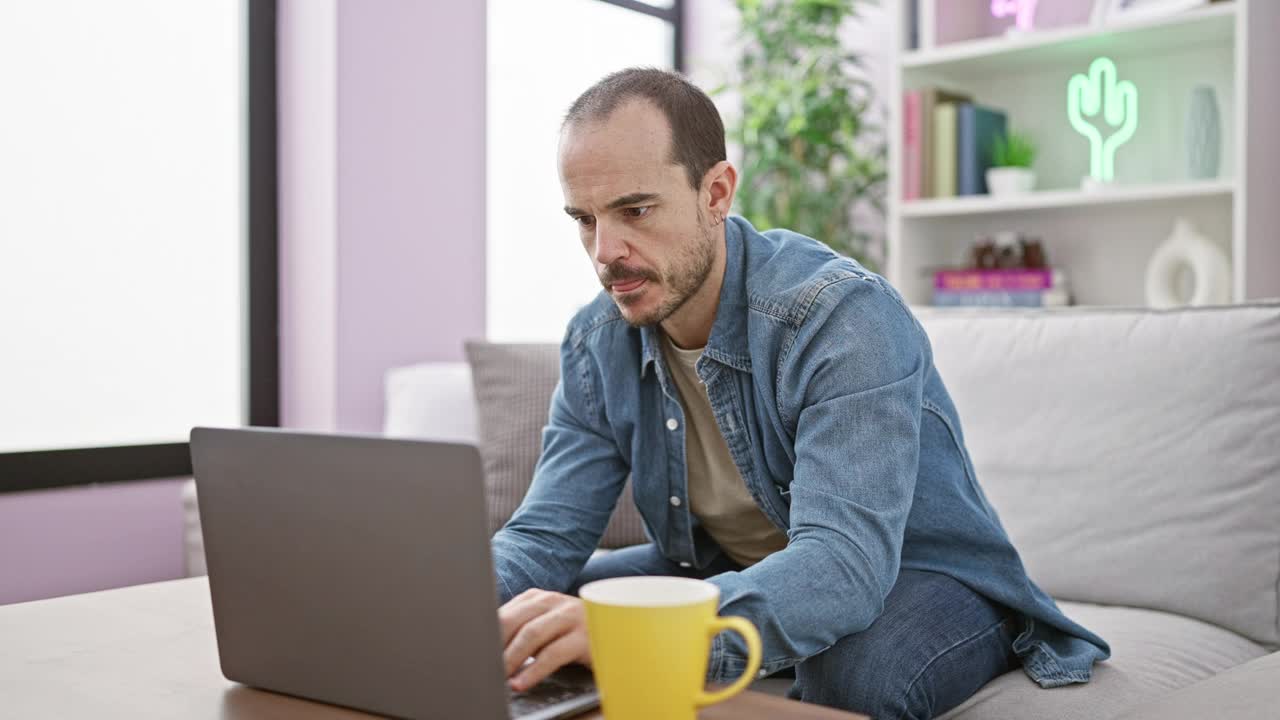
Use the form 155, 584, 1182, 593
1144, 218, 1231, 308
985, 167, 1035, 196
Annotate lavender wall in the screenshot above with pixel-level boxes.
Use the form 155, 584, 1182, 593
331, 0, 486, 433
0, 479, 187, 605
281, 0, 486, 433
0, 0, 488, 606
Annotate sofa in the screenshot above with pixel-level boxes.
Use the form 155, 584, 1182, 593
186, 301, 1280, 718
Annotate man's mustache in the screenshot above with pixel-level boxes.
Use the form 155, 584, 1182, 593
599, 263, 658, 289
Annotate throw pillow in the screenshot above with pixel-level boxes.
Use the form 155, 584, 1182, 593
464, 341, 648, 549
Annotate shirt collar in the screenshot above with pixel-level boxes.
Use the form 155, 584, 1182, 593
640, 216, 753, 378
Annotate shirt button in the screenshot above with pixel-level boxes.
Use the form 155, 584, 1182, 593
666, 418, 679, 431
669, 495, 682, 507
679, 561, 692, 568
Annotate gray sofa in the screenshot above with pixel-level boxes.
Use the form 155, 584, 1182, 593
189, 301, 1280, 718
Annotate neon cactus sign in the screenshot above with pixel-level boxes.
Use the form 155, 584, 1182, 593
991, 0, 1037, 31
1068, 57, 1138, 183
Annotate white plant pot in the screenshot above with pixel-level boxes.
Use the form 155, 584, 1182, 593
985, 167, 1035, 196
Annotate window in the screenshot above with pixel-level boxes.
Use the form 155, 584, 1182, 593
486, 0, 682, 342
0, 0, 277, 491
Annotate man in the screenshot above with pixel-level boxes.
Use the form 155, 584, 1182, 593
490, 68, 1108, 719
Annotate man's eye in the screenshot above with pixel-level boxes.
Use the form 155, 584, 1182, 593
575, 215, 595, 228
623, 206, 650, 219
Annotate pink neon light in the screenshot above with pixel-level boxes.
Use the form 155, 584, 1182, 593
991, 0, 1037, 31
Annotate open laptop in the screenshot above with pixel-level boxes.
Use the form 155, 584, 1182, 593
190, 426, 599, 720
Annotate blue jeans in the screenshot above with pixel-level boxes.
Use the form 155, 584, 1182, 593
569, 544, 1019, 720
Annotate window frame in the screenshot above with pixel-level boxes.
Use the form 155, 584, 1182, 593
0, 0, 280, 494
598, 0, 685, 71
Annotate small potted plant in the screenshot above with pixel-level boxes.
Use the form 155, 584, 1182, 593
986, 131, 1037, 196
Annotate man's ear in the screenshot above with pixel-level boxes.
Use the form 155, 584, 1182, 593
703, 160, 738, 222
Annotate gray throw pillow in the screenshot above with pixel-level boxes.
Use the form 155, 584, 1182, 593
464, 341, 647, 549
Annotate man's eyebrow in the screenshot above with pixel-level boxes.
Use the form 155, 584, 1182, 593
606, 192, 659, 210
563, 192, 661, 217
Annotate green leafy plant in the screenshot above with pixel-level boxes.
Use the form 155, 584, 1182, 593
991, 131, 1037, 169
722, 0, 886, 269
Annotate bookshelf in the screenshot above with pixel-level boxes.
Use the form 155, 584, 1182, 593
887, 0, 1280, 308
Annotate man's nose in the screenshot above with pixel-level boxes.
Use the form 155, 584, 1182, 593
593, 222, 629, 267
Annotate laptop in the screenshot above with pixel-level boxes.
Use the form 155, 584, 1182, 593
190, 426, 599, 720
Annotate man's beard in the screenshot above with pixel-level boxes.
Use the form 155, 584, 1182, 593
601, 213, 716, 329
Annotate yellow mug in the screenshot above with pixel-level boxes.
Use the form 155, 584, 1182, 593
579, 576, 762, 720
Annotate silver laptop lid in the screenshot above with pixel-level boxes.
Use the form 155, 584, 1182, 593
190, 426, 509, 720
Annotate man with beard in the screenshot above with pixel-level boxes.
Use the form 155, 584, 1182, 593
490, 68, 1108, 719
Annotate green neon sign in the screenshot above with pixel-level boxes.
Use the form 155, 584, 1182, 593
1067, 57, 1138, 182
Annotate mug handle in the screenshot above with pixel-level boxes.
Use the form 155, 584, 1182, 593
694, 616, 763, 708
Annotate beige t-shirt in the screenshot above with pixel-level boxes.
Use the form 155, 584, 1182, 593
661, 333, 789, 567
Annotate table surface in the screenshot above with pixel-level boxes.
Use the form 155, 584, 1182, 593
0, 577, 864, 719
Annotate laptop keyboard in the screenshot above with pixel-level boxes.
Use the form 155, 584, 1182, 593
507, 666, 597, 718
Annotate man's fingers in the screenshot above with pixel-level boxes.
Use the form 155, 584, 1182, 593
502, 601, 582, 678
498, 591, 556, 647
510, 633, 587, 693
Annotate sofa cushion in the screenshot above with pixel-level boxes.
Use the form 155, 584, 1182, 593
939, 601, 1268, 720
1113, 650, 1280, 720
383, 362, 479, 444
915, 303, 1280, 646
464, 341, 647, 548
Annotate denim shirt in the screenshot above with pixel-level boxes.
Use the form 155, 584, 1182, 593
491, 216, 1110, 688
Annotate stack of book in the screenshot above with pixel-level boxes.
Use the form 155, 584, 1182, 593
903, 87, 1007, 200
933, 268, 1069, 307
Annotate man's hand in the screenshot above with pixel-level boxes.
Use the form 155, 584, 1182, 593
498, 588, 592, 692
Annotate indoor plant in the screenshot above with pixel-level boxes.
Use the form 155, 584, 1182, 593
986, 130, 1037, 196
723, 0, 886, 270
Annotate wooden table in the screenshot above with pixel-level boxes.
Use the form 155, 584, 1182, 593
0, 578, 864, 719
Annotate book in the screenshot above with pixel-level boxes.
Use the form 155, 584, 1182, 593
957, 103, 1007, 195
919, 89, 970, 197
903, 88, 971, 201
933, 102, 958, 198
903, 90, 922, 201
933, 290, 1045, 307
934, 269, 1054, 292
906, 0, 918, 50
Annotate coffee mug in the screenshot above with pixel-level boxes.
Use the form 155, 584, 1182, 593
579, 576, 762, 720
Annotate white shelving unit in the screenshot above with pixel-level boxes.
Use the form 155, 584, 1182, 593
887, 0, 1280, 307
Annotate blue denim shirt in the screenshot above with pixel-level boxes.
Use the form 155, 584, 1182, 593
491, 216, 1110, 688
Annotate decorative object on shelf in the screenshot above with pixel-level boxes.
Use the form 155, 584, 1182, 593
991, 0, 1038, 32
957, 103, 1007, 195
1144, 217, 1231, 308
1099, 0, 1210, 26
986, 130, 1037, 196
1185, 84, 1221, 180
972, 239, 998, 269
994, 231, 1023, 268
937, 233, 1070, 306
1022, 238, 1047, 268
725, 0, 886, 269
1068, 57, 1138, 186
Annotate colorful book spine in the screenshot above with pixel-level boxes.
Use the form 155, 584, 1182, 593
934, 269, 1054, 292
903, 90, 923, 201
933, 103, 958, 198
957, 103, 1008, 195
